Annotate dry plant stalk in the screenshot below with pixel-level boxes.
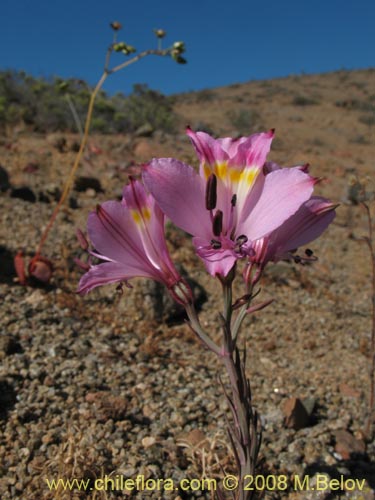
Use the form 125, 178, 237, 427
16, 22, 186, 285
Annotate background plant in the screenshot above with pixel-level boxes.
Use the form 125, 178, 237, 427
15, 22, 186, 285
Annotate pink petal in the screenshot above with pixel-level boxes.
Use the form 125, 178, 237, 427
87, 201, 157, 276
193, 237, 237, 277
230, 129, 274, 168
186, 127, 228, 165
77, 262, 142, 295
271, 197, 336, 254
238, 167, 316, 240
142, 158, 212, 239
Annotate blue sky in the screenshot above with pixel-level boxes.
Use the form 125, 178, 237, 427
1, 0, 374, 96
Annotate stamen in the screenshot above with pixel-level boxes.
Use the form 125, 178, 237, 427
205, 173, 217, 210
212, 210, 223, 236
210, 239, 222, 249
236, 234, 248, 245
234, 234, 248, 254
305, 248, 313, 257
231, 194, 237, 207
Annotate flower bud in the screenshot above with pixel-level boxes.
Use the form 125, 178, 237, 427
113, 42, 127, 52
171, 51, 187, 64
169, 279, 193, 306
154, 29, 166, 38
110, 21, 122, 31
121, 44, 136, 55
173, 41, 185, 53
114, 42, 136, 55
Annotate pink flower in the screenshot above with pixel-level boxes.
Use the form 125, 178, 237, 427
77, 178, 192, 305
143, 128, 319, 277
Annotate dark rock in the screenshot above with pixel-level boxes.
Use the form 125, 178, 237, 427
74, 176, 103, 193
38, 185, 62, 203
0, 335, 22, 359
0, 165, 11, 192
0, 246, 16, 283
10, 187, 36, 203
0, 380, 17, 419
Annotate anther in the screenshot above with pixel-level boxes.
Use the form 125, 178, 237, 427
205, 173, 217, 210
236, 234, 248, 245
210, 239, 222, 249
305, 248, 313, 257
212, 210, 223, 236
231, 194, 237, 207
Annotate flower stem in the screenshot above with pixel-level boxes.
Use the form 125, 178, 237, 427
186, 279, 261, 499
220, 282, 261, 499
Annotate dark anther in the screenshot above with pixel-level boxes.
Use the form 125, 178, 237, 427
231, 194, 237, 207
205, 173, 217, 210
236, 234, 248, 245
212, 210, 223, 236
294, 255, 301, 264
234, 234, 248, 253
305, 248, 313, 257
211, 239, 222, 249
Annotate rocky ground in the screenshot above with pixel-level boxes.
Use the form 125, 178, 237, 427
1, 69, 375, 499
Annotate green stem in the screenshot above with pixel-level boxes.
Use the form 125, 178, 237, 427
185, 303, 221, 356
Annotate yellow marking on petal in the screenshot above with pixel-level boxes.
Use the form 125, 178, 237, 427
141, 207, 151, 221
243, 167, 259, 187
229, 169, 242, 184
131, 207, 151, 225
215, 162, 228, 180
131, 210, 141, 224
203, 163, 211, 179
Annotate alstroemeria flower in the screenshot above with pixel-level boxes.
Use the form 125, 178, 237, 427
250, 195, 337, 268
77, 178, 192, 305
143, 128, 317, 277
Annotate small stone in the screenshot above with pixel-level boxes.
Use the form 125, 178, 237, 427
339, 383, 360, 398
334, 429, 366, 460
142, 436, 156, 448
282, 397, 310, 430
179, 429, 207, 448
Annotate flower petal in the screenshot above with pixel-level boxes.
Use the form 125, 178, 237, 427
230, 129, 274, 168
186, 127, 228, 166
270, 196, 337, 255
77, 261, 137, 295
87, 201, 152, 270
142, 158, 211, 238
238, 167, 316, 240
193, 237, 237, 277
